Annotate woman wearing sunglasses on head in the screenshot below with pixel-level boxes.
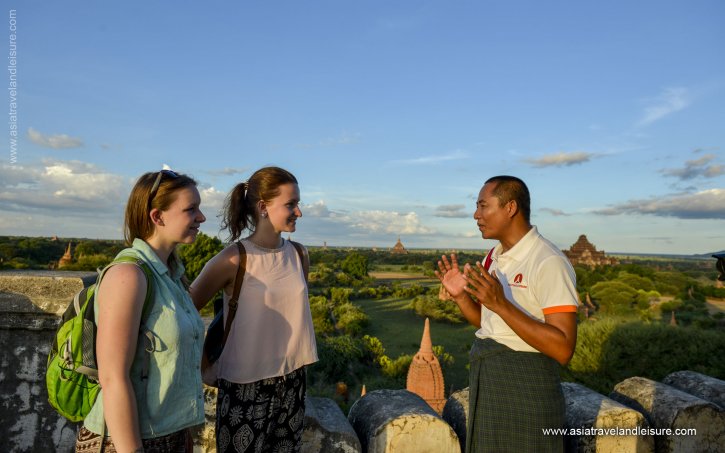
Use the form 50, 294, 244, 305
190, 166, 317, 453
76, 170, 207, 453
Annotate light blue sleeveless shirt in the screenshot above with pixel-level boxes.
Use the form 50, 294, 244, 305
84, 239, 205, 438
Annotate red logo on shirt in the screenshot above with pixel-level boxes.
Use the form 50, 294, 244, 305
509, 273, 527, 288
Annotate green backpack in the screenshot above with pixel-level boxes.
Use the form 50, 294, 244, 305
46, 254, 154, 422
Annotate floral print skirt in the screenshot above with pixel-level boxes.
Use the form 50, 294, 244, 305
216, 367, 306, 453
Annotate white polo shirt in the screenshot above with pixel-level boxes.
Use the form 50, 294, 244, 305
475, 226, 578, 352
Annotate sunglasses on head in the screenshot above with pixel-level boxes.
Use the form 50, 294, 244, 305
148, 169, 179, 206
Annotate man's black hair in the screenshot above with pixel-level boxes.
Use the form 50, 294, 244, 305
484, 175, 531, 223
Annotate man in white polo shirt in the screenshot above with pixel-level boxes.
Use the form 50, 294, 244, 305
436, 175, 578, 453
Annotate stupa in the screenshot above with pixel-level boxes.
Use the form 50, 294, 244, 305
406, 318, 446, 413
58, 242, 73, 268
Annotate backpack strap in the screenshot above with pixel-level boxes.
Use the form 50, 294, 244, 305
290, 240, 309, 282
221, 241, 247, 349
103, 255, 156, 379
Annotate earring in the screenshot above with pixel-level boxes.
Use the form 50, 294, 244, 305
262, 212, 267, 218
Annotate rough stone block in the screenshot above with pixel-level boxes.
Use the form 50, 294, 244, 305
0, 270, 96, 317
441, 387, 468, 452
348, 389, 460, 453
562, 382, 654, 453
302, 397, 361, 453
662, 370, 725, 410
610, 376, 725, 453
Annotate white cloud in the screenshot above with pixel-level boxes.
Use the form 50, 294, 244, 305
389, 150, 468, 165
524, 151, 595, 168
540, 207, 571, 216
343, 210, 435, 234
661, 153, 725, 180
297, 131, 362, 149
594, 189, 725, 219
637, 87, 690, 127
199, 186, 226, 216
302, 200, 332, 218
434, 204, 468, 218
304, 203, 435, 235
0, 160, 127, 213
206, 167, 249, 176
27, 127, 84, 149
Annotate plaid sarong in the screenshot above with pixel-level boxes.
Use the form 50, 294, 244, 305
467, 338, 564, 453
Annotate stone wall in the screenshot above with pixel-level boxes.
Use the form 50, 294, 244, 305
2, 271, 723, 452
0, 270, 94, 452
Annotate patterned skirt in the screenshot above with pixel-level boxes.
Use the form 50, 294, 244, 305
467, 338, 565, 453
75, 426, 192, 453
216, 367, 307, 453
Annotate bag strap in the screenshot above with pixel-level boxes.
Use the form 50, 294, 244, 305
290, 240, 309, 282
221, 241, 247, 348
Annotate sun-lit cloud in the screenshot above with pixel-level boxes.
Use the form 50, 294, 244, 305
389, 150, 468, 165
313, 207, 434, 235
524, 151, 595, 168
540, 207, 571, 216
637, 87, 690, 127
302, 200, 332, 218
434, 204, 468, 218
199, 186, 226, 215
661, 153, 724, 180
343, 211, 433, 234
27, 127, 84, 149
593, 189, 725, 219
0, 160, 127, 213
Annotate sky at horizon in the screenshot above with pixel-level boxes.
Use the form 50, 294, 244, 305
2, 2, 724, 255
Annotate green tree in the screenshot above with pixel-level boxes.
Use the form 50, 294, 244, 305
178, 232, 224, 281
589, 281, 640, 315
616, 271, 655, 292
341, 252, 369, 279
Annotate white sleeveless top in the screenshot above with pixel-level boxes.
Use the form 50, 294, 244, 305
218, 238, 318, 384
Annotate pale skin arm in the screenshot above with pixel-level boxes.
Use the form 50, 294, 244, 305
189, 244, 239, 311
463, 261, 577, 365
95, 264, 147, 452
435, 254, 482, 327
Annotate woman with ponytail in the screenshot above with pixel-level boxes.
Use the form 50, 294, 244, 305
190, 166, 317, 453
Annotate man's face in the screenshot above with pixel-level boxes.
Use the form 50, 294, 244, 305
473, 182, 512, 240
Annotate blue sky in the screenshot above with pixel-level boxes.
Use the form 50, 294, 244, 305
2, 1, 724, 255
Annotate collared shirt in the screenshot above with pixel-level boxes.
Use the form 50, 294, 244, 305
475, 226, 579, 352
84, 238, 205, 438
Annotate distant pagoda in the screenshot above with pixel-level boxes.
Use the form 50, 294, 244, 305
58, 242, 73, 268
564, 235, 618, 267
406, 318, 446, 414
391, 236, 408, 254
